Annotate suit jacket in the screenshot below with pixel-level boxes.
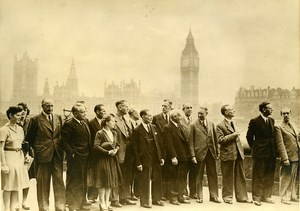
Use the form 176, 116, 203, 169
26, 113, 63, 163
216, 119, 244, 161
246, 115, 276, 158
114, 114, 135, 163
275, 121, 300, 162
88, 117, 102, 146
152, 113, 168, 136
88, 117, 102, 166
181, 116, 191, 138
62, 117, 92, 159
163, 121, 190, 162
132, 123, 163, 167
93, 129, 119, 157
189, 119, 219, 161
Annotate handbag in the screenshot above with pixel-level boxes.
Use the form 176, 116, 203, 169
100, 142, 114, 150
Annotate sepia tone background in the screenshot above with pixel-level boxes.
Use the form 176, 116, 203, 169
0, 0, 298, 105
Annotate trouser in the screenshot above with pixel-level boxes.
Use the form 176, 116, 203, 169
66, 155, 88, 210
252, 157, 276, 201
280, 161, 298, 200
221, 156, 249, 201
35, 153, 65, 211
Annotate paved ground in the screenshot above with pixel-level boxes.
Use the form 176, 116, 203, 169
19, 179, 299, 211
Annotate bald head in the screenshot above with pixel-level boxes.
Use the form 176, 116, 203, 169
41, 98, 54, 115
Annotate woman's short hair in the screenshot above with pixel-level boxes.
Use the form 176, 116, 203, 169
17, 102, 30, 115
6, 106, 23, 119
100, 114, 115, 128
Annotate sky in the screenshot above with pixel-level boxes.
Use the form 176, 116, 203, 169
0, 0, 299, 104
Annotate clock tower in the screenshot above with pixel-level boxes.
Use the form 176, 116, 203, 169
180, 30, 199, 106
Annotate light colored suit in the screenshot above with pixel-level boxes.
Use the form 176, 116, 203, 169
189, 119, 219, 200
275, 121, 300, 200
216, 119, 248, 201
26, 113, 65, 211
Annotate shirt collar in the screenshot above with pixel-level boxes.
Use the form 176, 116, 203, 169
171, 120, 178, 127
224, 117, 232, 123
141, 122, 149, 131
73, 117, 81, 124
260, 114, 268, 122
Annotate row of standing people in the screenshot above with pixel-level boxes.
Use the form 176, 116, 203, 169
1, 99, 299, 211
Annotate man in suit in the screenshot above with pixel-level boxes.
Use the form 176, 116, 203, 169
163, 109, 190, 205
26, 98, 65, 211
181, 103, 197, 200
246, 102, 277, 206
62, 103, 92, 211
217, 105, 251, 204
189, 106, 221, 203
111, 100, 136, 207
132, 109, 165, 208
275, 108, 300, 204
152, 99, 172, 200
87, 104, 106, 203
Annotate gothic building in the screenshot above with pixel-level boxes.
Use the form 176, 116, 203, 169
12, 52, 38, 103
180, 30, 199, 106
235, 86, 300, 123
52, 59, 80, 112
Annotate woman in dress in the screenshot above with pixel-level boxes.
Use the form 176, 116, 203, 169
17, 102, 33, 210
0, 106, 30, 211
93, 114, 122, 211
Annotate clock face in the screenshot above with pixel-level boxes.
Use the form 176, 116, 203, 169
193, 59, 198, 67
182, 59, 189, 67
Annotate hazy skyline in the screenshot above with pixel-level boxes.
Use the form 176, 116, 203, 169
0, 0, 299, 104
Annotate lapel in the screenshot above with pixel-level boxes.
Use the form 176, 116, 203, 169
115, 114, 127, 137
171, 121, 185, 140
52, 114, 60, 132
159, 113, 168, 125
224, 119, 234, 133
149, 124, 158, 143
137, 124, 149, 142
40, 113, 53, 131
72, 118, 89, 137
195, 120, 208, 135
281, 121, 297, 138
258, 115, 270, 135
93, 117, 101, 130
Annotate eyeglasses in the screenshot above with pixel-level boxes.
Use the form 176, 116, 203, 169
282, 112, 290, 115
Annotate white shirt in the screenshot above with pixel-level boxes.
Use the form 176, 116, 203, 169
103, 128, 113, 143
260, 114, 268, 122
142, 122, 150, 132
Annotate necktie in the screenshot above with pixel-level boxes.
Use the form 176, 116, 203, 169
230, 121, 235, 132
201, 121, 207, 131
147, 124, 151, 134
48, 115, 52, 126
187, 117, 191, 125
165, 114, 169, 123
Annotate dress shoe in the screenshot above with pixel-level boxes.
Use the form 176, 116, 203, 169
223, 199, 233, 204
108, 206, 113, 211
291, 198, 300, 202
178, 199, 190, 204
80, 206, 90, 210
161, 196, 167, 201
22, 204, 30, 210
281, 199, 291, 205
237, 199, 252, 203
120, 198, 136, 205
210, 197, 221, 203
111, 201, 122, 208
253, 200, 261, 206
261, 198, 275, 204
196, 198, 203, 203
141, 204, 152, 208
130, 195, 139, 201
152, 200, 164, 206
170, 200, 180, 205
88, 199, 97, 203
190, 194, 198, 199
84, 201, 92, 206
